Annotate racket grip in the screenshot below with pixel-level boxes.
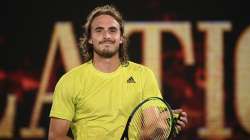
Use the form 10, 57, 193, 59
173, 113, 180, 120
172, 113, 181, 136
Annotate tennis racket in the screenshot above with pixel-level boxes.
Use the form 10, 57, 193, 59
120, 97, 180, 140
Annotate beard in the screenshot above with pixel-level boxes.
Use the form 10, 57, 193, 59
93, 44, 120, 58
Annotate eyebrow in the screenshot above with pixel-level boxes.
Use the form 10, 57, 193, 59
94, 26, 119, 31
94, 27, 104, 30
109, 26, 118, 30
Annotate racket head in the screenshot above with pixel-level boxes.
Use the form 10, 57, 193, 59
121, 97, 176, 140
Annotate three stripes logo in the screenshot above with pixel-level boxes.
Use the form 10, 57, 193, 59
127, 76, 136, 83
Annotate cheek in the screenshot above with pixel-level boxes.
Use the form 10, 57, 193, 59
90, 37, 101, 44
114, 35, 122, 42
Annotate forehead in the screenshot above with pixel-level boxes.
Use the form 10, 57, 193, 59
91, 15, 120, 29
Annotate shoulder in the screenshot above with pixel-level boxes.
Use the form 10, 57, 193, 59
126, 61, 154, 74
57, 62, 90, 85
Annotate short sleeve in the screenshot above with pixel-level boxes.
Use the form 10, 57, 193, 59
142, 67, 163, 100
49, 75, 75, 121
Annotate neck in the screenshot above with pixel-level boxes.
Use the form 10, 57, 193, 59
92, 54, 121, 73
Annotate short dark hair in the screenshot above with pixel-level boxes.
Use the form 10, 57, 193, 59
79, 5, 129, 65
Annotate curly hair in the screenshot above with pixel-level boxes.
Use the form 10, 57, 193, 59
79, 5, 129, 65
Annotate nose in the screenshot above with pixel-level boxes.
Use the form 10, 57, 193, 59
103, 30, 111, 39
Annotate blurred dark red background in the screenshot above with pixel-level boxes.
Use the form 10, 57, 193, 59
1, 0, 249, 139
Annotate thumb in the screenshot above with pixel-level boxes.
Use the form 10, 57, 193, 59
172, 109, 182, 114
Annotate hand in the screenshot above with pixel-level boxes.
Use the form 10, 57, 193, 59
141, 107, 171, 140
173, 109, 188, 133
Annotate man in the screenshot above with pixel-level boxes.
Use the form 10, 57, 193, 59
48, 5, 187, 140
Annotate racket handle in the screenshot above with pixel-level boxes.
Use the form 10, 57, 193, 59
172, 113, 181, 137
173, 113, 180, 120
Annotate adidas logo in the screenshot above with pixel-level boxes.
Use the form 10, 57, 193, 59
127, 76, 136, 83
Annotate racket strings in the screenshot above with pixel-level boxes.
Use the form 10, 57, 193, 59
129, 108, 144, 139
128, 101, 173, 140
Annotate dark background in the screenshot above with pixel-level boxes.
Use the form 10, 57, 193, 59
1, 0, 250, 139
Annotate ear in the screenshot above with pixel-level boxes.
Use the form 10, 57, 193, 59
88, 39, 93, 44
119, 37, 124, 44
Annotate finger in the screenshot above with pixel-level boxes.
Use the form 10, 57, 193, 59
179, 116, 188, 124
180, 111, 187, 118
176, 120, 186, 128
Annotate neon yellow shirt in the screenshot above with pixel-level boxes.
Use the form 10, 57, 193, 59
49, 61, 162, 140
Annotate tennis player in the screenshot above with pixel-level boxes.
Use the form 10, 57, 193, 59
48, 4, 187, 140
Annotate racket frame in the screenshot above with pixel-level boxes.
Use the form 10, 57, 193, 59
120, 97, 176, 140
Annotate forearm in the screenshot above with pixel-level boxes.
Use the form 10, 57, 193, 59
48, 135, 73, 140
48, 118, 72, 140
56, 136, 73, 140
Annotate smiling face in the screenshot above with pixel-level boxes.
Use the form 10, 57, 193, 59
88, 14, 123, 59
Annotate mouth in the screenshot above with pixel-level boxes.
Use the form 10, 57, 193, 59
102, 42, 113, 45
100, 40, 114, 45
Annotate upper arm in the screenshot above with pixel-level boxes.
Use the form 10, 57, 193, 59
48, 117, 71, 140
142, 68, 162, 99
49, 75, 76, 121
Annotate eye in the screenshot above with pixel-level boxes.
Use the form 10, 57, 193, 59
94, 27, 103, 33
95, 29, 102, 33
109, 27, 118, 33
